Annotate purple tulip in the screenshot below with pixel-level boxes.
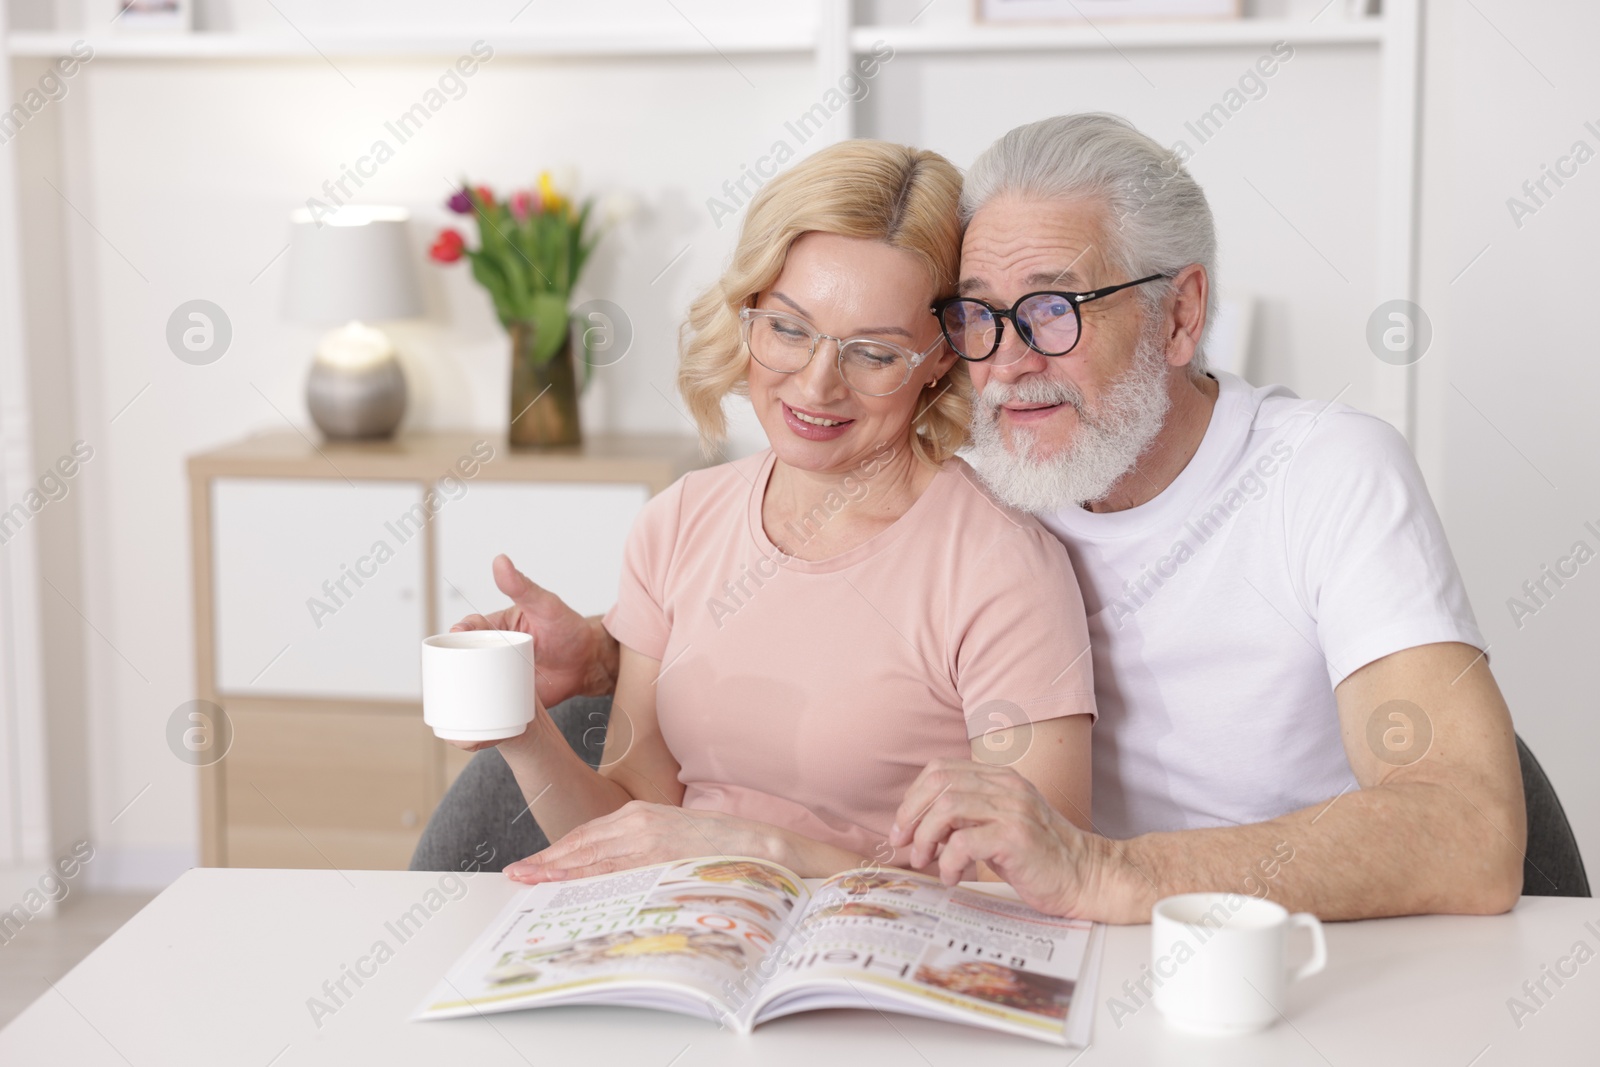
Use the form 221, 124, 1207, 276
446, 189, 473, 214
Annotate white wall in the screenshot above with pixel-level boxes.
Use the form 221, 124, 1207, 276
7, 0, 1595, 887
1417, 0, 1600, 875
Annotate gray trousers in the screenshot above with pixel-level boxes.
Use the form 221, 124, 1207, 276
409, 696, 612, 873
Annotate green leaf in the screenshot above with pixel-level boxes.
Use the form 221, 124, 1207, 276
527, 292, 569, 365
467, 252, 516, 326
498, 251, 531, 319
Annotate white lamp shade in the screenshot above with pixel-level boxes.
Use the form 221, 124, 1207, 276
282, 206, 424, 325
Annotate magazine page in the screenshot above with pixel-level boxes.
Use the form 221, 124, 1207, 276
750, 868, 1100, 1047
415, 857, 809, 1028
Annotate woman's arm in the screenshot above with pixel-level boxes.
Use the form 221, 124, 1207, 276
778, 719, 1092, 879
779, 716, 1093, 877
950, 716, 1093, 883
975, 716, 1094, 831
495, 645, 685, 844
938, 521, 1098, 877
506, 806, 884, 883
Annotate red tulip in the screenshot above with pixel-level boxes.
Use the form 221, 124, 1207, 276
474, 185, 496, 209
430, 229, 466, 263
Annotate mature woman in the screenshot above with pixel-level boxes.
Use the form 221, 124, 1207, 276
447, 140, 1096, 882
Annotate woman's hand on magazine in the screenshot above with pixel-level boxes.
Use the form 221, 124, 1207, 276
503, 802, 783, 884
450, 554, 612, 708
889, 759, 1109, 918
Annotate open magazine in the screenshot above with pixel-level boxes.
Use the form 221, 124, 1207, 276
415, 856, 1103, 1047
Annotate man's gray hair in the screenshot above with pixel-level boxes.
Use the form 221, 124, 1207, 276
962, 113, 1218, 373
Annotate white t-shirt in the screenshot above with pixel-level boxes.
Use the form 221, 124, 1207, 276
1037, 372, 1485, 839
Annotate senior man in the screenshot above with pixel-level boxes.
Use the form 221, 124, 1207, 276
433, 114, 1524, 923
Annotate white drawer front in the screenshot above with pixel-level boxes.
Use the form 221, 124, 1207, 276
212, 478, 427, 699
435, 482, 649, 626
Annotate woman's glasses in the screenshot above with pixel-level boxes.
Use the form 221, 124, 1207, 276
739, 307, 944, 397
932, 274, 1170, 364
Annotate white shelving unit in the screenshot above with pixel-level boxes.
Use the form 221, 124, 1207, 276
5, 14, 1387, 58
851, 17, 1387, 52
4, 27, 817, 59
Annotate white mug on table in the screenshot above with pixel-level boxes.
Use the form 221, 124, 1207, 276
1150, 892, 1328, 1034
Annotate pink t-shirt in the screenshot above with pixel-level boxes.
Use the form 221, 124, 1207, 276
603, 448, 1096, 862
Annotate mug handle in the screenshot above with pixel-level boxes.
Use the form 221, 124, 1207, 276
1287, 913, 1327, 983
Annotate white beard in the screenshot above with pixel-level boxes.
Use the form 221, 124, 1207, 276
970, 328, 1173, 513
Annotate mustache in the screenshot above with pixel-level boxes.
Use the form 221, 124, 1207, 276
977, 377, 1086, 417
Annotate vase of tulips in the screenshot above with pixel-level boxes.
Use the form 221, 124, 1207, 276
431, 173, 600, 448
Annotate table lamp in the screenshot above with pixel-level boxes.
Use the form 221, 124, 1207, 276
282, 206, 424, 440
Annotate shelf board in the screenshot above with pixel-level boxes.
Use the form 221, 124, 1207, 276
6, 17, 1385, 61
851, 17, 1385, 54
5, 27, 816, 60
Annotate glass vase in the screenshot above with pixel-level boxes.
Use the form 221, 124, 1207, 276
507, 318, 582, 449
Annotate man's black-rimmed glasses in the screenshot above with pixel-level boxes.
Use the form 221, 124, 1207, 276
932, 274, 1170, 364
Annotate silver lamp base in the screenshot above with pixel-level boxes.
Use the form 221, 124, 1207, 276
306, 357, 407, 440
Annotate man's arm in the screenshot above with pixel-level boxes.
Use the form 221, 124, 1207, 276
1104, 641, 1524, 921
893, 641, 1526, 923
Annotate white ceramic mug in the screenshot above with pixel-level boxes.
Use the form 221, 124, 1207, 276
1150, 893, 1327, 1034
420, 631, 535, 742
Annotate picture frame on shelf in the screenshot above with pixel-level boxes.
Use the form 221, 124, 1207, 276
977, 0, 1240, 23
109, 0, 193, 33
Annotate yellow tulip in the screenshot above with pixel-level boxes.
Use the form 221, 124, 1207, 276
537, 171, 564, 212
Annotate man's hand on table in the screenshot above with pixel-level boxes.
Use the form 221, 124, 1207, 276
451, 553, 620, 708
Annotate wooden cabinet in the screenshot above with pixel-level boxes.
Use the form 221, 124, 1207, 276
188, 432, 703, 869
221, 701, 441, 870
211, 478, 428, 699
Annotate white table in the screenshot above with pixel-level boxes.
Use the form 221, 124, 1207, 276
2, 869, 1595, 1064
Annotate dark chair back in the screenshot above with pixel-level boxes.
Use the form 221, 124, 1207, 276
1518, 735, 1590, 897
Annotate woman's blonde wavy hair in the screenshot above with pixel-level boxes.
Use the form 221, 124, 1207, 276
678, 140, 970, 467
